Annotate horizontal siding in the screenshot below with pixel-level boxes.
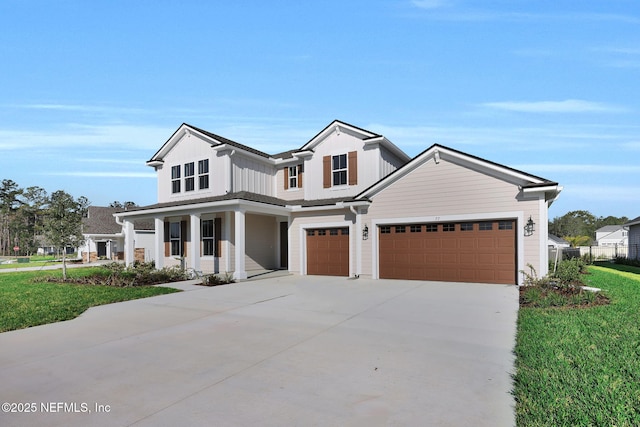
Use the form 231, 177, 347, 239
362, 157, 543, 279
275, 167, 305, 201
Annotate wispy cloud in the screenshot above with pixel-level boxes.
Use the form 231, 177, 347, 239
565, 184, 640, 202
411, 0, 451, 10
481, 99, 623, 113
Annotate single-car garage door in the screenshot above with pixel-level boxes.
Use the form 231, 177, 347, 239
379, 220, 516, 284
306, 227, 349, 276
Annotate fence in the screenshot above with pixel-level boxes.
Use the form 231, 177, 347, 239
550, 244, 640, 264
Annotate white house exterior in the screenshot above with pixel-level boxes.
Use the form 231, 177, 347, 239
595, 225, 629, 246
114, 120, 562, 285
625, 216, 640, 260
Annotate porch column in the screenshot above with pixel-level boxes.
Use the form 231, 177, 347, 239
224, 211, 231, 273
354, 209, 362, 277
190, 213, 201, 273
234, 208, 247, 280
154, 217, 164, 269
124, 220, 135, 267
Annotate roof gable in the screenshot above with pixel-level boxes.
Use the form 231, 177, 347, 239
356, 144, 560, 201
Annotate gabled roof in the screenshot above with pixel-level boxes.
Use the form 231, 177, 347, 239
83, 206, 121, 235
356, 144, 561, 202
548, 234, 570, 245
624, 216, 640, 227
596, 225, 625, 233
147, 123, 271, 165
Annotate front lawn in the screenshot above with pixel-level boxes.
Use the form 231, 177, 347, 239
0, 268, 180, 333
514, 264, 640, 426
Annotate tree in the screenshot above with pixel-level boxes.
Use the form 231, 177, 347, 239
15, 187, 48, 255
549, 210, 630, 246
109, 201, 137, 209
43, 191, 90, 280
0, 179, 23, 255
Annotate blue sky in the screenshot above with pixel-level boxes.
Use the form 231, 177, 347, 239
1, 0, 639, 219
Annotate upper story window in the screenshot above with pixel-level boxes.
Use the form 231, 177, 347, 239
332, 154, 347, 186
171, 166, 181, 193
323, 151, 357, 188
198, 159, 209, 190
284, 164, 302, 190
184, 162, 195, 192
288, 166, 298, 188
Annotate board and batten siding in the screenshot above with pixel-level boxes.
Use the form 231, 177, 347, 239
231, 156, 275, 196
361, 157, 543, 282
156, 133, 226, 203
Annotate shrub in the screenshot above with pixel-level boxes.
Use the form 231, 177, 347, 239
614, 257, 640, 267
200, 272, 235, 287
553, 258, 585, 287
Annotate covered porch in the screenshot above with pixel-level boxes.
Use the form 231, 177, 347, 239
116, 198, 290, 280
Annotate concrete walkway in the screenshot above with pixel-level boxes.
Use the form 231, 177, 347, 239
0, 275, 518, 426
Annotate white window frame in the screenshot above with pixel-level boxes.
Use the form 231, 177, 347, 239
184, 162, 195, 192
171, 166, 181, 193
332, 154, 347, 186
288, 166, 298, 189
170, 222, 181, 256
198, 159, 209, 190
202, 219, 214, 256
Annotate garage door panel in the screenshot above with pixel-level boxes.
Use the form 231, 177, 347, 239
307, 228, 349, 277
379, 220, 515, 284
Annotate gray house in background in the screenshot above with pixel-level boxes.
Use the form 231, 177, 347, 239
625, 216, 640, 260
79, 206, 155, 263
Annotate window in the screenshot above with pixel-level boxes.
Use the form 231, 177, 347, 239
443, 223, 455, 232
460, 223, 474, 231
479, 222, 493, 231
330, 229, 338, 236
171, 166, 181, 193
498, 221, 513, 230
184, 162, 195, 192
198, 159, 209, 190
426, 224, 438, 232
307, 230, 315, 236
170, 222, 181, 256
410, 225, 422, 233
202, 220, 214, 256
288, 166, 298, 188
395, 225, 406, 233
318, 229, 326, 236
341, 228, 349, 235
380, 225, 391, 234
332, 154, 347, 186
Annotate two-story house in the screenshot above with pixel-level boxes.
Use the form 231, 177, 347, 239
595, 225, 628, 247
115, 120, 561, 285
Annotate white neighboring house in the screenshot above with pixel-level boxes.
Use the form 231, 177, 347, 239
595, 225, 629, 247
114, 120, 562, 285
624, 216, 640, 260
548, 234, 570, 249
79, 206, 155, 263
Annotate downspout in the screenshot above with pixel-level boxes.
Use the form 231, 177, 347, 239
349, 205, 362, 278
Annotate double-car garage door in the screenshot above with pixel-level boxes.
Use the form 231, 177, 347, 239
379, 220, 516, 284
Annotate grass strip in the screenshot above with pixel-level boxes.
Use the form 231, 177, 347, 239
0, 268, 180, 333
514, 265, 640, 426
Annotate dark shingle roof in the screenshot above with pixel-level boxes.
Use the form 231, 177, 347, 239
83, 207, 121, 235
186, 123, 272, 159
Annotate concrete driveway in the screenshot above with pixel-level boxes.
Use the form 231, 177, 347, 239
0, 275, 518, 427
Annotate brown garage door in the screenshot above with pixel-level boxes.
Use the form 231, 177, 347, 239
379, 220, 516, 284
306, 228, 349, 276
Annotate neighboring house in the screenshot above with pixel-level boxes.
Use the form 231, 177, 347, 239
79, 206, 155, 263
625, 216, 640, 260
595, 225, 628, 246
114, 120, 562, 285
548, 234, 570, 249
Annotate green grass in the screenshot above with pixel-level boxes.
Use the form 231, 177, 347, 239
0, 268, 180, 333
514, 265, 640, 426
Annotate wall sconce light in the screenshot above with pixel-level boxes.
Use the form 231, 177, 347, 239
524, 216, 535, 236
362, 225, 369, 240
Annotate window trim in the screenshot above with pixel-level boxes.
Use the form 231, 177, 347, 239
171, 166, 181, 194
198, 159, 209, 190
332, 154, 348, 186
288, 165, 298, 189
201, 219, 214, 256
169, 222, 181, 256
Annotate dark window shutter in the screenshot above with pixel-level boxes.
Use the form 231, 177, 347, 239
323, 156, 331, 188
214, 218, 222, 257
181, 220, 188, 257
164, 222, 170, 257
348, 151, 358, 185
298, 164, 303, 188
284, 167, 289, 190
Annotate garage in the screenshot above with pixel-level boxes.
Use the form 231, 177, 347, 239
306, 227, 349, 276
379, 220, 516, 284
